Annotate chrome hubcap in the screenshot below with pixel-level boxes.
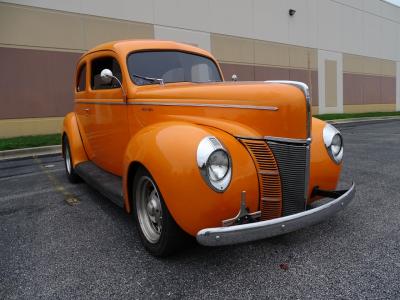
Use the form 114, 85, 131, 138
136, 176, 162, 244
65, 145, 72, 174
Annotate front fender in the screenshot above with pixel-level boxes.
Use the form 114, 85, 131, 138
122, 122, 259, 236
63, 112, 88, 167
308, 117, 342, 202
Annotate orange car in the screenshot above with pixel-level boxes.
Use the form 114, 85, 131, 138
62, 40, 355, 256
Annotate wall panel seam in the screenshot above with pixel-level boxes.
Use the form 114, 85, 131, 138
343, 71, 396, 78
219, 61, 317, 71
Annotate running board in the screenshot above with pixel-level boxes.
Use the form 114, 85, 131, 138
75, 161, 124, 208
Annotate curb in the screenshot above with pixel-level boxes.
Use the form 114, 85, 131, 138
328, 115, 400, 125
0, 145, 62, 161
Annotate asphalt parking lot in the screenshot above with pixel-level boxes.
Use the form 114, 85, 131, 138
1, 120, 400, 299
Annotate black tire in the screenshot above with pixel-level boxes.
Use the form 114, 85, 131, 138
63, 135, 81, 183
132, 167, 187, 257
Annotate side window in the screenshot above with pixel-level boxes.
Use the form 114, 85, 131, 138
76, 64, 86, 92
91, 57, 122, 90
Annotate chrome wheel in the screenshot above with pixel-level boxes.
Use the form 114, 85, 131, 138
65, 144, 72, 175
136, 176, 163, 244
63, 136, 81, 184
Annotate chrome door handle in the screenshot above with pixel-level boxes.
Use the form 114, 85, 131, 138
82, 108, 90, 112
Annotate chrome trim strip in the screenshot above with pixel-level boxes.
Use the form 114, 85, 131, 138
197, 183, 355, 246
75, 101, 124, 105
235, 136, 265, 140
75, 100, 279, 111
132, 102, 279, 111
265, 136, 312, 145
236, 136, 312, 143
265, 80, 312, 206
236, 136, 312, 145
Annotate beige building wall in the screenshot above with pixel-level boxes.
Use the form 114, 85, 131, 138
210, 34, 319, 107
0, 118, 63, 138
318, 50, 344, 114
343, 53, 396, 112
0, 3, 154, 51
0, 2, 155, 137
325, 60, 338, 108
154, 26, 211, 52
4, 0, 400, 61
397, 61, 400, 111
0, 0, 399, 138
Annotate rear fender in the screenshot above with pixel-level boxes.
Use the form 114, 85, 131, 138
62, 112, 88, 167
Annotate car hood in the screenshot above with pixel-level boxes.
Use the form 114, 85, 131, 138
131, 81, 310, 139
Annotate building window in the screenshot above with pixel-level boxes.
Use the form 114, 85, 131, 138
91, 57, 122, 90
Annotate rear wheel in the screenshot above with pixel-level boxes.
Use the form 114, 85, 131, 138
63, 135, 81, 183
133, 167, 187, 257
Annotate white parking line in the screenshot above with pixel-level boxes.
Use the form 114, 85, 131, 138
0, 168, 64, 182
0, 187, 56, 202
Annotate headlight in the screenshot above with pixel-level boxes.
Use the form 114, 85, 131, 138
207, 150, 229, 181
197, 136, 232, 192
323, 124, 344, 164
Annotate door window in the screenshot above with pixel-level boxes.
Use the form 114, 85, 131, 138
91, 57, 122, 90
76, 64, 86, 92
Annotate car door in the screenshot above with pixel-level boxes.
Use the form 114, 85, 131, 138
75, 60, 97, 160
84, 51, 130, 176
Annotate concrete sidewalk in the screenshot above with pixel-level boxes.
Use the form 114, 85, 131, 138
328, 115, 400, 126
0, 145, 61, 161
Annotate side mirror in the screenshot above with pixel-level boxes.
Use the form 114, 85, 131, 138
100, 69, 113, 84
99, 68, 127, 101
231, 74, 238, 82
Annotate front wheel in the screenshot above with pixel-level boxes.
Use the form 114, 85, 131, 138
62, 135, 81, 183
133, 167, 187, 257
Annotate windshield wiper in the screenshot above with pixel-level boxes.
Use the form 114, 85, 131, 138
132, 74, 164, 85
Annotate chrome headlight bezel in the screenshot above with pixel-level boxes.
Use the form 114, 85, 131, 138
323, 124, 344, 164
196, 136, 232, 192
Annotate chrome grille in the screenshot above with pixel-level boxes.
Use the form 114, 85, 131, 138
267, 141, 308, 216
241, 140, 282, 220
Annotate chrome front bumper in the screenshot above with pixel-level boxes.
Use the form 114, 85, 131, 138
196, 183, 355, 246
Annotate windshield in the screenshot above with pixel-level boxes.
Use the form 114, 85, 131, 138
127, 51, 222, 85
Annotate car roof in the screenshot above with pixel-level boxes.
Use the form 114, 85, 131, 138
81, 39, 213, 60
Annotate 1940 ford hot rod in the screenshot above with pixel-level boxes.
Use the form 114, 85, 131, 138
63, 40, 355, 256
